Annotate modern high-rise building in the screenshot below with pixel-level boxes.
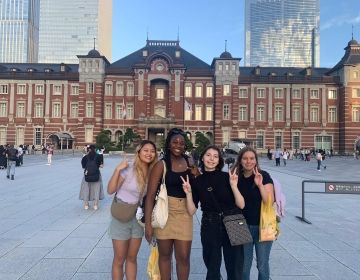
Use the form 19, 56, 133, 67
245, 0, 320, 67
38, 0, 112, 63
0, 0, 40, 63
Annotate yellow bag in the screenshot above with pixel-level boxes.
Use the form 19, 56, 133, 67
147, 244, 160, 280
259, 196, 279, 242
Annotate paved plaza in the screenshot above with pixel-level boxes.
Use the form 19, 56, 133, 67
0, 153, 360, 280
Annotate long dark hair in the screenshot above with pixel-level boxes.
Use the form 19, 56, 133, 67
232, 146, 261, 175
198, 145, 224, 172
163, 128, 188, 169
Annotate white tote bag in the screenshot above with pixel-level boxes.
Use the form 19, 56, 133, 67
151, 161, 169, 229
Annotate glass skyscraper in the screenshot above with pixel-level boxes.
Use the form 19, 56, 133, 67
38, 0, 112, 63
245, 0, 320, 67
0, 0, 39, 63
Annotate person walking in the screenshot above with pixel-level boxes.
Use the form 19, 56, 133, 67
79, 144, 104, 210
232, 147, 275, 280
282, 149, 288, 166
274, 148, 281, 166
108, 140, 157, 280
46, 145, 54, 165
316, 151, 326, 171
145, 128, 196, 280
182, 145, 245, 280
5, 145, 18, 180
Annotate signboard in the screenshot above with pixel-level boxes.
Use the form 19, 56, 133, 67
325, 183, 360, 194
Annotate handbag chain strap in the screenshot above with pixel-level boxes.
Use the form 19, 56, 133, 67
207, 187, 224, 217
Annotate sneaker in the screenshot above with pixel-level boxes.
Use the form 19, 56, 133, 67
324, 166, 326, 169
317, 169, 321, 172
93, 205, 98, 210
6, 175, 9, 179
11, 175, 14, 180
84, 204, 89, 210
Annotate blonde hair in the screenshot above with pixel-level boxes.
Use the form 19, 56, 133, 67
133, 140, 158, 194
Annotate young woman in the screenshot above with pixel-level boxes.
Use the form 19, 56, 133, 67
182, 145, 245, 280
232, 147, 274, 280
145, 128, 195, 280
107, 140, 157, 280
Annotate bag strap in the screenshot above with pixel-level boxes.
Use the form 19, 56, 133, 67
161, 160, 167, 185
207, 187, 224, 216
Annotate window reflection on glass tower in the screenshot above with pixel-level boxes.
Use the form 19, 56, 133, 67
0, 0, 40, 63
245, 0, 320, 67
38, 0, 112, 63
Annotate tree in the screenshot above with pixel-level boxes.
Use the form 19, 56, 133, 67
95, 130, 113, 151
184, 134, 193, 152
123, 128, 140, 148
194, 132, 210, 156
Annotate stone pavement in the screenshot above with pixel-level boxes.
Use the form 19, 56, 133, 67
0, 153, 359, 280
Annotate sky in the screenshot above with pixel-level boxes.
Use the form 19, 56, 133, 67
112, 0, 360, 68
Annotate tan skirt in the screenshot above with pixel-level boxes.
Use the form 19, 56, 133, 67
155, 196, 193, 241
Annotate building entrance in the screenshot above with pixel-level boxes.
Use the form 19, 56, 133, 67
148, 128, 165, 150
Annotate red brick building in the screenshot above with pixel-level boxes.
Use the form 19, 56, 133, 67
0, 39, 360, 154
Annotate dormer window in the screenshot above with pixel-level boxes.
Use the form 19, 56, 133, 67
27, 68, 34, 72
306, 68, 312, 76
143, 50, 148, 57
44, 68, 52, 73
175, 50, 181, 58
60, 65, 65, 72
255, 67, 261, 75
10, 68, 17, 72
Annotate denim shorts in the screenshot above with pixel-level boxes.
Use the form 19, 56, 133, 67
108, 216, 144, 240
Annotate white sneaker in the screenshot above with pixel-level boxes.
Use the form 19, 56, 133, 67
93, 205, 98, 210
84, 204, 89, 210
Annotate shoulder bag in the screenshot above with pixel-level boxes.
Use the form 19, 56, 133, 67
111, 196, 138, 223
259, 194, 279, 241
151, 160, 168, 229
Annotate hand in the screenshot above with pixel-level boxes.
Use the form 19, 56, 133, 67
229, 167, 238, 187
145, 224, 153, 244
180, 175, 192, 194
253, 167, 263, 188
116, 159, 128, 171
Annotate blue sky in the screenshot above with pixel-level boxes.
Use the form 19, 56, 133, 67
112, 0, 360, 68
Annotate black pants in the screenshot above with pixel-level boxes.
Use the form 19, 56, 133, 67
201, 212, 244, 280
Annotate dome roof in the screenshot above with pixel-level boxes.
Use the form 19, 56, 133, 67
87, 49, 101, 57
348, 39, 359, 46
220, 51, 232, 59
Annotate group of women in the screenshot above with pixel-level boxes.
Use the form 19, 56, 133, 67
86, 127, 274, 280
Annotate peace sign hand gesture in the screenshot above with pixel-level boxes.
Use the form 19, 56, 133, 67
181, 175, 192, 195
229, 168, 238, 188
253, 167, 263, 188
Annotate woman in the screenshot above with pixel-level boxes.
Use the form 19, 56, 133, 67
79, 144, 104, 210
182, 145, 245, 280
232, 147, 274, 280
145, 128, 195, 280
108, 140, 157, 280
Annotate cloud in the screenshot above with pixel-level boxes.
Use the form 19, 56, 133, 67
321, 13, 360, 31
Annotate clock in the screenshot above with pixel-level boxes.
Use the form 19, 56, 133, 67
156, 63, 164, 71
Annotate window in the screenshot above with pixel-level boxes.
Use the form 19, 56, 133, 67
34, 127, 42, 145
127, 83, 134, 96
115, 103, 126, 119
195, 105, 202, 120
86, 102, 94, 117
105, 82, 113, 96
34, 103, 43, 118
328, 107, 337, 122
315, 135, 332, 150
232, 63, 236, 71
256, 105, 265, 121
87, 81, 94, 94
156, 88, 164, 99
257, 88, 265, 98
116, 82, 124, 96
352, 106, 360, 122
16, 102, 25, 117
328, 89, 337, 99
310, 89, 319, 99
218, 63, 223, 71
195, 85, 202, 98
52, 103, 61, 118
53, 85, 62, 94
292, 132, 300, 149
0, 127, 7, 145
0, 84, 8, 94
274, 88, 283, 99
310, 106, 319, 122
352, 88, 360, 98
292, 106, 301, 122
154, 107, 166, 118
185, 84, 192, 97
256, 131, 264, 149
35, 85, 44, 94
104, 103, 112, 119
0, 102, 7, 117
205, 105, 212, 121
292, 89, 301, 99
206, 85, 213, 98
127, 104, 134, 119
274, 105, 283, 121
354, 71, 359, 79
239, 105, 248, 121
225, 64, 229, 71
70, 103, 79, 118
275, 131, 282, 149
16, 127, 24, 146
17, 84, 26, 94
223, 84, 230, 96
239, 88, 248, 98
223, 104, 230, 120
85, 127, 93, 143
71, 85, 79, 95
222, 130, 230, 144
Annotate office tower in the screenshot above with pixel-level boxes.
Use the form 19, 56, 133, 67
0, 0, 40, 63
245, 0, 320, 67
38, 0, 112, 63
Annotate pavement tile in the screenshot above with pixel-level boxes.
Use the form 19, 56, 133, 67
302, 261, 360, 280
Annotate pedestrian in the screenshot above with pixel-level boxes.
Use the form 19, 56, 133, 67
107, 140, 158, 280
0, 145, 6, 169
232, 147, 275, 280
316, 151, 326, 171
5, 145, 18, 180
79, 144, 104, 210
17, 145, 23, 166
182, 145, 245, 279
46, 145, 54, 165
274, 148, 281, 166
145, 128, 196, 280
282, 149, 288, 166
